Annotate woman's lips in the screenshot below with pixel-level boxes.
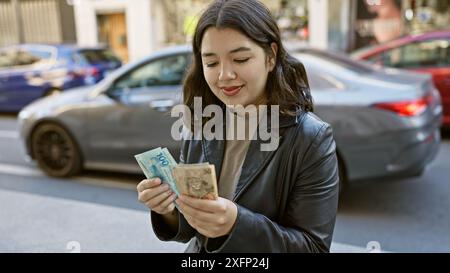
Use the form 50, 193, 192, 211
221, 85, 243, 96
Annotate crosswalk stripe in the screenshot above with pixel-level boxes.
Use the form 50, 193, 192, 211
0, 130, 19, 139
0, 163, 136, 190
0, 163, 42, 176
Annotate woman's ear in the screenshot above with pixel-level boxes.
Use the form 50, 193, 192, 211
269, 42, 278, 72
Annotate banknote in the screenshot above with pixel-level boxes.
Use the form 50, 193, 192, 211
172, 164, 218, 200
135, 148, 218, 203
134, 147, 180, 197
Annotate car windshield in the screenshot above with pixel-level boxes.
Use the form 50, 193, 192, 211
312, 52, 375, 74
78, 49, 121, 64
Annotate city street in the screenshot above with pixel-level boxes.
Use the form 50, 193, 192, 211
1, 113, 449, 253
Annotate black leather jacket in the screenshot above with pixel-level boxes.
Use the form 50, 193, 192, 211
151, 111, 339, 253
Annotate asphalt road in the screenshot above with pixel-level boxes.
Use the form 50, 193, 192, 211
1, 114, 449, 252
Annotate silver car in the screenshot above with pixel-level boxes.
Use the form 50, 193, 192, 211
18, 46, 443, 187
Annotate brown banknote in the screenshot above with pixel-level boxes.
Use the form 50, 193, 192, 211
172, 163, 218, 200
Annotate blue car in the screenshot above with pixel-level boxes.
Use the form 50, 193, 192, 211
0, 44, 122, 112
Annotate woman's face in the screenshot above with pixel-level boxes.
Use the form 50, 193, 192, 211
200, 27, 276, 107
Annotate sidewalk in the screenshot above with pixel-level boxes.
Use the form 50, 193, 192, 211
0, 188, 377, 253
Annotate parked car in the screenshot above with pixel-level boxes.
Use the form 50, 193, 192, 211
351, 31, 450, 128
0, 44, 122, 112
18, 46, 442, 188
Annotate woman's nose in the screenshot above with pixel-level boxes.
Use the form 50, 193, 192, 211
218, 63, 237, 81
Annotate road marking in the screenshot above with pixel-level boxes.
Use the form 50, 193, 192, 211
73, 177, 137, 190
330, 242, 386, 253
0, 163, 137, 190
0, 130, 19, 139
0, 163, 42, 177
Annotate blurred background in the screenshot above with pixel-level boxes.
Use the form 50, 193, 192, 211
0, 0, 449, 253
2, 0, 448, 60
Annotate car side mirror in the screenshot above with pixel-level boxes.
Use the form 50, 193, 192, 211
105, 89, 121, 100
105, 86, 132, 105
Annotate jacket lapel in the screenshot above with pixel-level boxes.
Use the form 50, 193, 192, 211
202, 137, 225, 181
233, 113, 300, 201
201, 110, 302, 202
233, 138, 279, 201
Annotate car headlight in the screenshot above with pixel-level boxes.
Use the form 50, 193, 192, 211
18, 109, 31, 121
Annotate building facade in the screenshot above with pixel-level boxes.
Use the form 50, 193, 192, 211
3, 0, 447, 62
71, 0, 307, 62
71, 0, 214, 62
0, 0, 76, 47
72, 0, 156, 62
308, 0, 450, 52
352, 0, 450, 50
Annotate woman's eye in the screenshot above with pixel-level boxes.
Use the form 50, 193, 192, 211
234, 58, 250, 64
206, 62, 218, 68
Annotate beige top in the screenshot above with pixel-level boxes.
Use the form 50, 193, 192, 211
218, 107, 259, 200
218, 139, 251, 200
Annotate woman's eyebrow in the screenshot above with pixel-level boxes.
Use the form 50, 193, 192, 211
201, 52, 216, 58
201, 47, 252, 57
229, 47, 252, 54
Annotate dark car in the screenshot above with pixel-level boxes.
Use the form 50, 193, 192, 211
0, 44, 122, 112
351, 31, 450, 128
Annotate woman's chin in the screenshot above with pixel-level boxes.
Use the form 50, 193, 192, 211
221, 97, 247, 107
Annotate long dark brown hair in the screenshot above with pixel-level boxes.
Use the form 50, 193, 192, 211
183, 0, 313, 116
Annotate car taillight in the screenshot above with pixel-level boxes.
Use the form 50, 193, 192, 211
69, 67, 99, 78
86, 67, 100, 77
373, 95, 433, 117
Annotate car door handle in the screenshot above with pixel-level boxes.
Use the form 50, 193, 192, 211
149, 99, 175, 112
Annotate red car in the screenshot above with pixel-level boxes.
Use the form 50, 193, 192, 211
352, 31, 450, 128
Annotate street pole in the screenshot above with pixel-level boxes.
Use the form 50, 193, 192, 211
12, 0, 25, 44
308, 0, 329, 50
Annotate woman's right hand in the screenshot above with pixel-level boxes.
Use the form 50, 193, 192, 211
137, 178, 177, 215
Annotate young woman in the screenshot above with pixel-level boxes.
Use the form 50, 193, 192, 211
137, 0, 339, 253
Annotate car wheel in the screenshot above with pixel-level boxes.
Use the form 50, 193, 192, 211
31, 123, 82, 177
44, 88, 61, 97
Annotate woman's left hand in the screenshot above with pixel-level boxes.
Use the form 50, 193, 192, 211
176, 195, 238, 238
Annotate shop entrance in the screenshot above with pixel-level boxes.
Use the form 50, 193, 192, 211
97, 12, 128, 62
